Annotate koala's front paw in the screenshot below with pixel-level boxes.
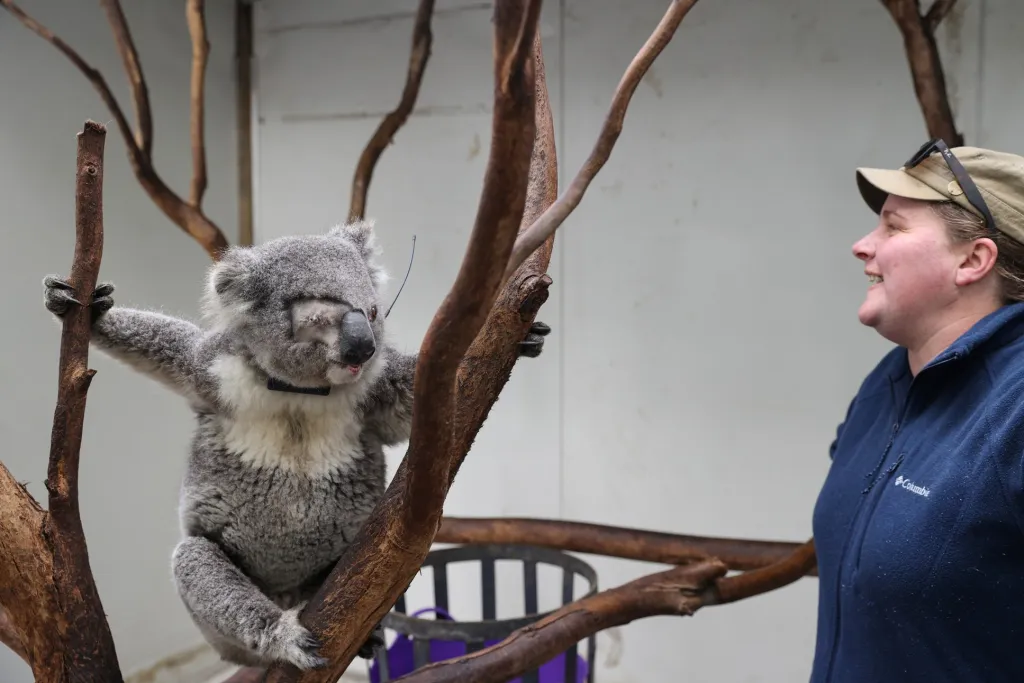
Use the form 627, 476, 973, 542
517, 321, 550, 358
259, 608, 327, 670
43, 275, 114, 321
357, 623, 385, 659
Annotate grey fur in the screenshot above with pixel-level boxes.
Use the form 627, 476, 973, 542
41, 219, 549, 670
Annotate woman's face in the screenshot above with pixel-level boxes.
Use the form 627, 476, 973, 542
851, 195, 973, 346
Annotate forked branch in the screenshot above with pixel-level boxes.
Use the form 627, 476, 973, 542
505, 0, 699, 279
880, 0, 963, 145
0, 121, 124, 683
924, 0, 958, 33
1, 0, 229, 259
349, 0, 436, 222
260, 3, 543, 681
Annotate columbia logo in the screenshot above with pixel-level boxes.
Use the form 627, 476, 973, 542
894, 475, 930, 497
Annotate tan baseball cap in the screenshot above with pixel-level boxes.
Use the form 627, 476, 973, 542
856, 145, 1024, 245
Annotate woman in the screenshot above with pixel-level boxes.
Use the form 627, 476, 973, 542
809, 140, 1024, 683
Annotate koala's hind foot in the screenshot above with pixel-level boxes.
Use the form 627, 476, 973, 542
43, 275, 114, 320
257, 608, 328, 670
173, 536, 329, 671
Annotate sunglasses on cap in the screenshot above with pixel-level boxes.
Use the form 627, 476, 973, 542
904, 138, 997, 236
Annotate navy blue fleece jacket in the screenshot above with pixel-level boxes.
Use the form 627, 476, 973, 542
810, 301, 1024, 683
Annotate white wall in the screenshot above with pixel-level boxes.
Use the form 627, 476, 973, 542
0, 1, 238, 681
252, 0, 1023, 682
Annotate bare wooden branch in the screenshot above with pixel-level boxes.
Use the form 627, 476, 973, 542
880, 0, 963, 146
45, 119, 123, 683
0, 121, 124, 683
437, 516, 817, 575
0, 462, 60, 678
0, 604, 28, 666
235, 0, 255, 246
450, 29, 558, 475
187, 0, 210, 207
393, 559, 729, 683
389, 540, 814, 683
404, 0, 541, 531
925, 0, 958, 33
260, 4, 543, 682
99, 0, 153, 158
0, 0, 229, 259
504, 0, 699, 280
713, 539, 816, 604
349, 0, 436, 222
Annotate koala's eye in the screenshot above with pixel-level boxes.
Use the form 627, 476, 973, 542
368, 305, 378, 321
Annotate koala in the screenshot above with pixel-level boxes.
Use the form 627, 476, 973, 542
41, 220, 550, 670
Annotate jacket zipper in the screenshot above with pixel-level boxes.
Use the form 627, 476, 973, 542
821, 353, 957, 682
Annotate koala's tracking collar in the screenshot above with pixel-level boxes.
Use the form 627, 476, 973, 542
267, 377, 331, 396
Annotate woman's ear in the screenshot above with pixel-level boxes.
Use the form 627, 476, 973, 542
955, 237, 999, 287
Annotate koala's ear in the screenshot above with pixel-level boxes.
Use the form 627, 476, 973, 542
330, 219, 378, 254
209, 251, 251, 301
202, 248, 259, 326
331, 219, 389, 290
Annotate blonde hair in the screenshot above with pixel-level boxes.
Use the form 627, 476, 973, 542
932, 201, 1024, 303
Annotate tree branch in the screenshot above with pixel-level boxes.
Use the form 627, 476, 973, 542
186, 0, 210, 207
712, 539, 816, 604
392, 558, 730, 683
0, 462, 60, 678
45, 119, 123, 682
0, 0, 229, 259
504, 0, 698, 280
349, 0, 436, 222
880, 0, 963, 146
0, 121, 124, 682
98, 0, 153, 158
259, 4, 543, 681
390, 540, 815, 683
450, 26, 558, 474
403, 0, 540, 549
436, 517, 817, 575
0, 605, 28, 666
924, 0, 958, 33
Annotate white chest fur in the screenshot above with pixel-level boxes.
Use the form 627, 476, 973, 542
209, 354, 365, 476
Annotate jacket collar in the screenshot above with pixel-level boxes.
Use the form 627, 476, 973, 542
888, 301, 1024, 381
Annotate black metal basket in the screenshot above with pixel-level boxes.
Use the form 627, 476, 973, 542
369, 543, 599, 683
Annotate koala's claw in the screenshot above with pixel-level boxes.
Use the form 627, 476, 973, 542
518, 320, 551, 358
43, 274, 115, 320
262, 609, 328, 670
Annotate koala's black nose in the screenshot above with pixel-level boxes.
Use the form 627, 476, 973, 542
339, 310, 375, 365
